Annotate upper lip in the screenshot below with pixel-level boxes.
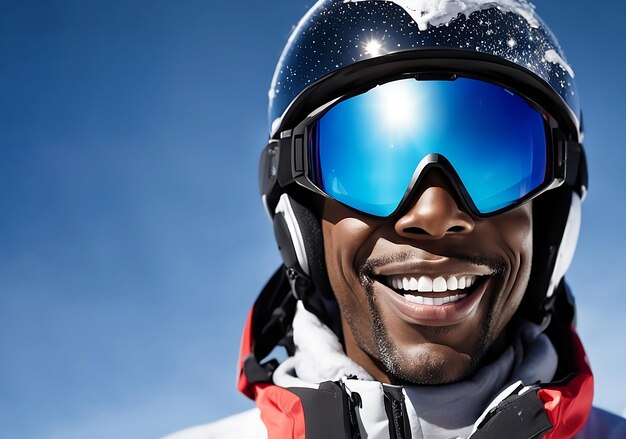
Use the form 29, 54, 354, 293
371, 259, 495, 278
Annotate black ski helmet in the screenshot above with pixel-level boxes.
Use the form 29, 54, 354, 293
258, 0, 588, 336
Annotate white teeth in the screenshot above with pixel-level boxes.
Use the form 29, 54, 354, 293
433, 276, 447, 292
387, 275, 478, 293
458, 277, 467, 289
402, 277, 409, 290
418, 276, 432, 292
403, 292, 467, 306
392, 274, 481, 306
447, 276, 458, 290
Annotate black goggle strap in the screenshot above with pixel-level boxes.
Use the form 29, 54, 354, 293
259, 135, 305, 210
564, 140, 587, 199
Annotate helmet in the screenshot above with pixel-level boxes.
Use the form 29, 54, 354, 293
258, 0, 588, 338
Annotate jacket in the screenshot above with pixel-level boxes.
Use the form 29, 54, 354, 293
166, 298, 626, 439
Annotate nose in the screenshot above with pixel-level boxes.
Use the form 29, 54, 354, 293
394, 169, 475, 239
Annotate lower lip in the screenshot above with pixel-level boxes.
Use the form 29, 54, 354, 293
377, 277, 491, 327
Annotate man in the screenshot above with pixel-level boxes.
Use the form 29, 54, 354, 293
168, 0, 626, 437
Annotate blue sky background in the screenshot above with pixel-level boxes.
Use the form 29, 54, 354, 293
0, 1, 624, 437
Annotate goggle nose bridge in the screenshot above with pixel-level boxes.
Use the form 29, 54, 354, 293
392, 153, 480, 219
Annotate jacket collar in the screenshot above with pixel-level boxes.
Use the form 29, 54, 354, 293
238, 296, 593, 438
270, 301, 561, 438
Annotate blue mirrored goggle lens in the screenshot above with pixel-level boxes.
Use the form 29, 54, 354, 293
309, 77, 548, 217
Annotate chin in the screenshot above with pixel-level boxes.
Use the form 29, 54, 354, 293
365, 285, 496, 385
371, 332, 487, 384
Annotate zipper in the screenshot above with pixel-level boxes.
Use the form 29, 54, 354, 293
346, 388, 363, 439
384, 387, 411, 439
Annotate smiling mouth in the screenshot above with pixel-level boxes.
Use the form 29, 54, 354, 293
375, 274, 489, 306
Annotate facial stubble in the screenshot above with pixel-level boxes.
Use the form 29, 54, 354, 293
352, 256, 506, 385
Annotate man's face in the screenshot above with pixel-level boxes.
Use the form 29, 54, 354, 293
321, 169, 533, 384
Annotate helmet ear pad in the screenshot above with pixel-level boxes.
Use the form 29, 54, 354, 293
272, 193, 343, 340
522, 187, 577, 323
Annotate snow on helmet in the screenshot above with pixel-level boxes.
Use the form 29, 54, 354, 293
259, 0, 588, 331
268, 0, 582, 137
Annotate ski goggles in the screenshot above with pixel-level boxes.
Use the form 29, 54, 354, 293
268, 75, 578, 218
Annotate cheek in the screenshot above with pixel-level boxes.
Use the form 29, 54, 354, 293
504, 206, 533, 276
491, 205, 534, 334
322, 216, 380, 349
321, 216, 372, 292
481, 206, 533, 256
506, 214, 533, 256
